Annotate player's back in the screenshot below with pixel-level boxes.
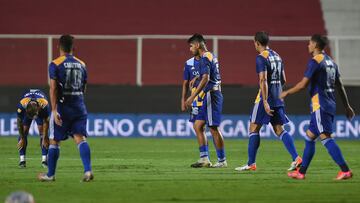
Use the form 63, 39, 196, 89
200, 52, 221, 92
256, 48, 284, 107
307, 53, 339, 115
49, 54, 88, 117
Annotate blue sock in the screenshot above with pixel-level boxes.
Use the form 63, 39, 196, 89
199, 145, 209, 158
216, 148, 226, 162
322, 138, 349, 172
40, 135, 48, 156
18, 136, 28, 156
279, 131, 298, 161
78, 141, 92, 173
47, 145, 60, 177
299, 139, 315, 174
248, 132, 260, 165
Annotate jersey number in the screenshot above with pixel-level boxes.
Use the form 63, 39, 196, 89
270, 61, 282, 80
325, 60, 336, 91
65, 68, 83, 90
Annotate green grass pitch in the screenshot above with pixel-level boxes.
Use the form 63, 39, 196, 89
0, 137, 359, 203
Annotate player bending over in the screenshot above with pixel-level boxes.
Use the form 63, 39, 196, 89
17, 89, 50, 168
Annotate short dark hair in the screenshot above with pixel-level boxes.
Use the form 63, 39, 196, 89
187, 33, 206, 44
254, 31, 269, 46
311, 34, 328, 50
59, 34, 74, 53
26, 101, 39, 118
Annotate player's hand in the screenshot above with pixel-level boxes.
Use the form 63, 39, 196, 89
17, 137, 25, 151
42, 136, 49, 149
279, 91, 288, 100
189, 76, 199, 88
345, 106, 355, 121
181, 100, 187, 112
53, 111, 63, 126
264, 101, 274, 116
185, 96, 194, 108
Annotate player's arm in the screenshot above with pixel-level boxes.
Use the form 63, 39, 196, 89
16, 106, 26, 150
280, 77, 310, 99
335, 76, 355, 120
185, 73, 209, 107
49, 79, 62, 126
181, 80, 189, 111
181, 64, 190, 111
281, 69, 287, 85
49, 63, 62, 126
259, 71, 273, 116
42, 117, 50, 148
281, 59, 315, 99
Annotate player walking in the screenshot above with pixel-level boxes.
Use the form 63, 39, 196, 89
281, 34, 355, 180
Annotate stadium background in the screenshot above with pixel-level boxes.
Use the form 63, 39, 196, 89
0, 0, 359, 139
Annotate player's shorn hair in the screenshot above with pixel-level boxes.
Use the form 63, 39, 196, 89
187, 33, 206, 45
59, 34, 74, 53
254, 31, 269, 46
311, 34, 329, 50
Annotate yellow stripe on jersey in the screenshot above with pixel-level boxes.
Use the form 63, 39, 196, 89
20, 98, 31, 108
313, 54, 324, 64
203, 52, 213, 61
254, 90, 261, 103
311, 93, 320, 112
260, 50, 270, 58
36, 98, 48, 108
73, 56, 86, 66
52, 56, 67, 66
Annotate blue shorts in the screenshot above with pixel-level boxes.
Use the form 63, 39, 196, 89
308, 109, 334, 137
49, 113, 87, 142
196, 90, 223, 127
250, 100, 289, 125
22, 116, 43, 127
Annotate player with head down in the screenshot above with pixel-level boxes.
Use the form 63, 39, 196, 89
38, 35, 93, 182
17, 89, 50, 168
185, 34, 227, 168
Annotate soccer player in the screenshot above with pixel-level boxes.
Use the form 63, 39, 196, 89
181, 47, 210, 167
281, 34, 355, 180
38, 35, 93, 182
235, 32, 302, 172
185, 34, 227, 168
17, 89, 50, 168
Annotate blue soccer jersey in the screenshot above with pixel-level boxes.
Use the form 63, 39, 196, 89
17, 89, 50, 121
304, 53, 339, 115
255, 48, 285, 107
49, 54, 88, 117
183, 57, 205, 107
199, 52, 221, 92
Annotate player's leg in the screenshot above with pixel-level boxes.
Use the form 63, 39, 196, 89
209, 126, 226, 167
320, 133, 351, 180
193, 120, 210, 159
18, 125, 29, 168
72, 117, 93, 181
273, 124, 301, 171
288, 112, 319, 179
206, 91, 227, 168
317, 111, 352, 179
38, 114, 64, 181
36, 117, 48, 167
235, 100, 267, 171
190, 112, 212, 168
